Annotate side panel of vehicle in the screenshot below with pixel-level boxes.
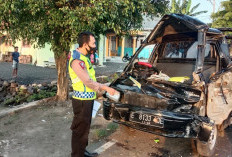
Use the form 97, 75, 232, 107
207, 69, 232, 125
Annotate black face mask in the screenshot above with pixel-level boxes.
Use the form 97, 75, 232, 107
86, 45, 96, 55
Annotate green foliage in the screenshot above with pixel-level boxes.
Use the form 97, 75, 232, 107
169, 0, 207, 16
26, 94, 37, 102
107, 122, 118, 131
212, 0, 232, 28
2, 90, 56, 106
96, 129, 108, 138
95, 122, 118, 138
0, 0, 169, 99
0, 0, 169, 54
26, 90, 56, 102
15, 95, 28, 104
3, 95, 29, 106
2, 97, 16, 106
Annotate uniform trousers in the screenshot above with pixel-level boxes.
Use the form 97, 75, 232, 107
70, 98, 94, 157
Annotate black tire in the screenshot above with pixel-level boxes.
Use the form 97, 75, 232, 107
122, 57, 128, 62
196, 124, 217, 157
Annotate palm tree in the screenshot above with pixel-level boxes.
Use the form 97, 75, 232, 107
170, 0, 207, 16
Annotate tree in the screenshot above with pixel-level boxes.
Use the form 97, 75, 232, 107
170, 0, 207, 16
211, 0, 232, 28
0, 0, 169, 101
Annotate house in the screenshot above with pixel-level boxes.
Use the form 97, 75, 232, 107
0, 35, 56, 67
97, 16, 161, 63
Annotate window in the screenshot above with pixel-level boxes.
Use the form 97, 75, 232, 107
163, 41, 213, 59
125, 37, 133, 48
110, 36, 116, 52
137, 44, 157, 62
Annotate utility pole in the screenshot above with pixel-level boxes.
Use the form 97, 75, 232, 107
208, 0, 215, 13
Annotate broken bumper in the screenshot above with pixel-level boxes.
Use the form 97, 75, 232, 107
103, 101, 214, 141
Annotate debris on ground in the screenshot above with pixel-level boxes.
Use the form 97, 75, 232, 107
154, 139, 160, 143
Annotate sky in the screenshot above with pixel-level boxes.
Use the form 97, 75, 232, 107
192, 0, 225, 23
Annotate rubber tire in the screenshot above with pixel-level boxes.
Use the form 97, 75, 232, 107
122, 57, 128, 62
196, 124, 217, 157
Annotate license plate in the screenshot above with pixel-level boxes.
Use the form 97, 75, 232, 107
129, 112, 164, 128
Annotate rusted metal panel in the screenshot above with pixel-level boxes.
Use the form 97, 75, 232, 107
207, 69, 232, 124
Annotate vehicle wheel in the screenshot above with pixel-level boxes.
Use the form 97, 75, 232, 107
196, 124, 217, 157
122, 57, 128, 62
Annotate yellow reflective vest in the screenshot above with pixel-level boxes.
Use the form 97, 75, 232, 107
69, 50, 96, 100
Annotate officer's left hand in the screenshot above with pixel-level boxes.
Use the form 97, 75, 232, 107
104, 86, 118, 96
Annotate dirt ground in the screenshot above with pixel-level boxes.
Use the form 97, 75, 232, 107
101, 125, 232, 157
0, 100, 111, 157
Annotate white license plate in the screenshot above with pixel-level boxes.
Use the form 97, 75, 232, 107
129, 112, 164, 128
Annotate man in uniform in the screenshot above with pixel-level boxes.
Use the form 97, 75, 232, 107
69, 31, 118, 157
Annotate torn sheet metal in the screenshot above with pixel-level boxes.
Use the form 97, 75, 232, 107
207, 69, 232, 124
113, 78, 201, 108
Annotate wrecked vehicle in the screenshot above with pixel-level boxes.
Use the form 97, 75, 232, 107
103, 14, 232, 156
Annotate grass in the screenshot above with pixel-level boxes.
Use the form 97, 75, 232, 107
96, 129, 108, 138
95, 122, 119, 139
107, 122, 118, 131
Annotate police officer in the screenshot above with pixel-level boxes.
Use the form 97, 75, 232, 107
69, 31, 118, 157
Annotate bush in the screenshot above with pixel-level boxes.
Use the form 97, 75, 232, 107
26, 90, 56, 102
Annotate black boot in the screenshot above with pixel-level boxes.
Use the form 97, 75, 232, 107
84, 150, 98, 157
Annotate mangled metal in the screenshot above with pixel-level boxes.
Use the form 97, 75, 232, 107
207, 69, 232, 125
103, 14, 232, 156
195, 29, 207, 74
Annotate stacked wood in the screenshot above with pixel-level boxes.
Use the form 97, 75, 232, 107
1, 54, 12, 62
18, 55, 32, 63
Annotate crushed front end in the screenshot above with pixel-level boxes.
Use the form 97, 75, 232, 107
102, 13, 220, 142
103, 100, 214, 141
103, 72, 214, 141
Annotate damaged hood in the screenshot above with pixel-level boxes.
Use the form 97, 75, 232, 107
112, 77, 201, 110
